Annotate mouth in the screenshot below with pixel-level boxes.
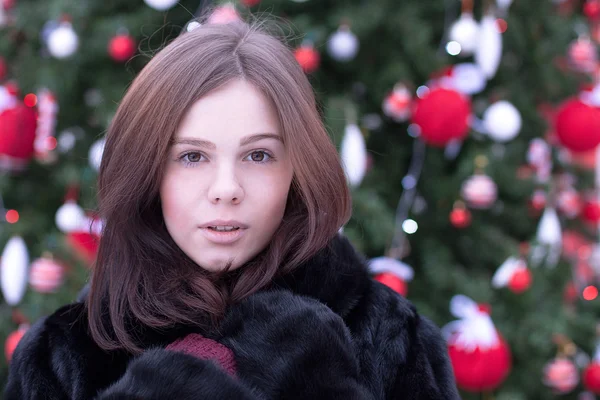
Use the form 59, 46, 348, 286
206, 226, 240, 232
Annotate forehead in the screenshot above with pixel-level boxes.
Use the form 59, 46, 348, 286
176, 80, 280, 139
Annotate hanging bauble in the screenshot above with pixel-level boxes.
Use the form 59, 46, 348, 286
368, 257, 414, 297
66, 214, 102, 265
448, 12, 479, 55
108, 33, 136, 62
382, 83, 412, 122
143, 0, 179, 10
543, 357, 579, 394
340, 123, 367, 187
585, 0, 600, 20
55, 200, 86, 233
492, 256, 532, 293
327, 25, 359, 62
568, 37, 597, 73
207, 3, 241, 25
530, 189, 547, 213
508, 267, 532, 293
410, 87, 471, 147
88, 138, 105, 171
5, 325, 28, 363
584, 344, 600, 394
0, 57, 6, 80
482, 101, 522, 142
294, 43, 320, 74
450, 201, 472, 228
555, 97, 600, 152
29, 256, 65, 293
584, 362, 600, 394
0, 100, 37, 172
0, 236, 29, 306
557, 188, 581, 218
582, 198, 600, 224
475, 14, 503, 79
461, 173, 497, 209
47, 21, 79, 59
443, 295, 512, 392
448, 63, 487, 95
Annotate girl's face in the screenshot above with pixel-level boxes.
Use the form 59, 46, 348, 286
160, 79, 294, 272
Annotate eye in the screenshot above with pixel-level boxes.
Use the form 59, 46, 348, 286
177, 151, 205, 167
185, 152, 202, 163
246, 150, 274, 163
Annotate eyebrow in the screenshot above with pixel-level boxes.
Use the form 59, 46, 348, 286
171, 133, 282, 149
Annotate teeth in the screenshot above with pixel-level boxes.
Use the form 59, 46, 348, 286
210, 226, 239, 232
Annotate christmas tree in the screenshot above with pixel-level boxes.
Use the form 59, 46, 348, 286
2, 0, 600, 398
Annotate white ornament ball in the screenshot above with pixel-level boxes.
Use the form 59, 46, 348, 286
461, 174, 498, 208
88, 138, 105, 171
29, 257, 65, 293
55, 200, 86, 233
143, 0, 179, 11
327, 27, 359, 62
449, 13, 480, 55
450, 63, 487, 95
483, 101, 522, 142
1, 236, 29, 306
47, 23, 79, 59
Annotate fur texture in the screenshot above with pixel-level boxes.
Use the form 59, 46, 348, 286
4, 234, 460, 399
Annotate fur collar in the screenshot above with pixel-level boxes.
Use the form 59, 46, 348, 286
85, 234, 372, 352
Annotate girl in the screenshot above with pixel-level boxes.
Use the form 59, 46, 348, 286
5, 19, 460, 400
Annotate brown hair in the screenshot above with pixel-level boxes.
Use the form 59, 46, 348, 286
88, 17, 351, 354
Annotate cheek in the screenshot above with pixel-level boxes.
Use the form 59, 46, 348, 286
160, 172, 197, 224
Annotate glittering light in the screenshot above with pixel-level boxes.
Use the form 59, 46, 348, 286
402, 219, 418, 234
416, 85, 430, 99
5, 210, 19, 224
24, 93, 37, 107
583, 285, 598, 301
446, 41, 462, 56
45, 136, 57, 150
496, 18, 508, 33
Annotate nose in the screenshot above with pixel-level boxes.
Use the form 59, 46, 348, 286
207, 163, 244, 205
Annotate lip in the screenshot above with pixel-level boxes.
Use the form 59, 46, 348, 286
199, 226, 246, 245
199, 220, 248, 245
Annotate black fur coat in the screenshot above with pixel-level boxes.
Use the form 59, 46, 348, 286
5, 234, 460, 399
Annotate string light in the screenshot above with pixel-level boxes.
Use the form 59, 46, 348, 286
5, 210, 19, 224
583, 285, 598, 301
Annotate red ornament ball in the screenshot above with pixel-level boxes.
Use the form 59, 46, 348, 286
241, 0, 260, 6
108, 34, 137, 62
582, 199, 600, 223
67, 231, 100, 265
374, 272, 407, 297
450, 207, 471, 228
5, 327, 27, 363
0, 102, 38, 171
294, 46, 320, 74
411, 87, 472, 147
555, 98, 600, 152
585, 0, 600, 20
448, 334, 512, 392
508, 268, 532, 293
584, 362, 600, 394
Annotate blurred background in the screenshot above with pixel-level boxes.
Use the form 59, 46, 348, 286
2, 0, 600, 398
